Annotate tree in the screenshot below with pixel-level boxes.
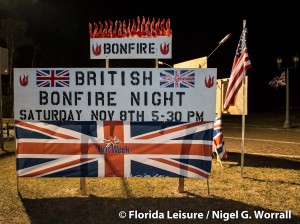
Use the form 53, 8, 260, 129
0, 18, 33, 90
31, 43, 40, 68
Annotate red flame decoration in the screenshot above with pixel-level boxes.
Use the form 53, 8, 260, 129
92, 44, 101, 56
160, 43, 170, 55
19, 74, 29, 87
205, 75, 214, 88
89, 16, 172, 38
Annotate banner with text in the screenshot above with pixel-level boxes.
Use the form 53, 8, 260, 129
89, 17, 172, 59
14, 68, 216, 122
90, 38, 172, 59
15, 68, 215, 178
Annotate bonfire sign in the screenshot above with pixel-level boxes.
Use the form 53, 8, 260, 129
89, 16, 172, 59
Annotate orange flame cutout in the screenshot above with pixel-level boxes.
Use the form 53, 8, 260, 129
205, 75, 214, 88
20, 74, 29, 87
89, 16, 172, 38
92, 44, 101, 56
160, 43, 170, 55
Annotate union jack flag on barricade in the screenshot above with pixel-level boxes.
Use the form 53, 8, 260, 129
15, 121, 214, 179
213, 117, 227, 160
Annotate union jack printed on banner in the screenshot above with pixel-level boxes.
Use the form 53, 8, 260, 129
15, 121, 213, 179
160, 70, 195, 88
36, 70, 70, 87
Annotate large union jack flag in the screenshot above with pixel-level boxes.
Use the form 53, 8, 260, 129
15, 121, 213, 179
36, 70, 70, 87
160, 70, 195, 88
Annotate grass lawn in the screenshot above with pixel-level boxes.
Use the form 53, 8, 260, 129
0, 139, 299, 223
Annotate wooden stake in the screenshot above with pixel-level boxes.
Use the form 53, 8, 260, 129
80, 178, 87, 196
207, 179, 210, 196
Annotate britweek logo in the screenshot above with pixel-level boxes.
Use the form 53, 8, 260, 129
98, 136, 131, 154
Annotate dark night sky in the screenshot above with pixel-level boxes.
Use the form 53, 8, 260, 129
0, 0, 299, 111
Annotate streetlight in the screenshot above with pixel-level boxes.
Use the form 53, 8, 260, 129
276, 54, 299, 129
158, 61, 173, 68
200, 33, 231, 68
159, 33, 231, 69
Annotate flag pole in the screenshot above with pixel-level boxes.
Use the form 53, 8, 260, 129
241, 20, 247, 178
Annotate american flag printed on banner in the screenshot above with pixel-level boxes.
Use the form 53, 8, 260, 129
213, 117, 227, 160
15, 121, 213, 179
36, 70, 70, 87
224, 28, 251, 110
160, 70, 195, 88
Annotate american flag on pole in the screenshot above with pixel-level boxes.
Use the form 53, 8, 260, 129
269, 71, 286, 89
224, 28, 251, 110
36, 70, 70, 87
16, 121, 213, 179
160, 70, 195, 88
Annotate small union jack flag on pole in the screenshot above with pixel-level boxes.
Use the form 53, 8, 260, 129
160, 70, 195, 88
269, 71, 286, 89
36, 70, 70, 87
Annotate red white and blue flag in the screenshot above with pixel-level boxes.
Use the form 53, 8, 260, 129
36, 70, 70, 87
269, 71, 286, 89
213, 117, 227, 160
224, 28, 251, 110
16, 121, 213, 179
160, 70, 195, 88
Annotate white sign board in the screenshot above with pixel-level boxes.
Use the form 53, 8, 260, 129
90, 38, 172, 59
14, 68, 216, 122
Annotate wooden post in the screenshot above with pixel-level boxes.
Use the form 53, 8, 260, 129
207, 179, 210, 196
80, 178, 86, 196
106, 58, 109, 68
178, 178, 185, 193
216, 79, 223, 118
241, 20, 247, 178
16, 145, 19, 193
0, 73, 4, 150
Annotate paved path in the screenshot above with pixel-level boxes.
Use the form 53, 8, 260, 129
221, 109, 300, 158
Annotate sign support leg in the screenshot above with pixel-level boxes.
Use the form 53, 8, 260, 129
207, 179, 210, 196
178, 178, 185, 193
0, 74, 4, 151
80, 178, 86, 196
